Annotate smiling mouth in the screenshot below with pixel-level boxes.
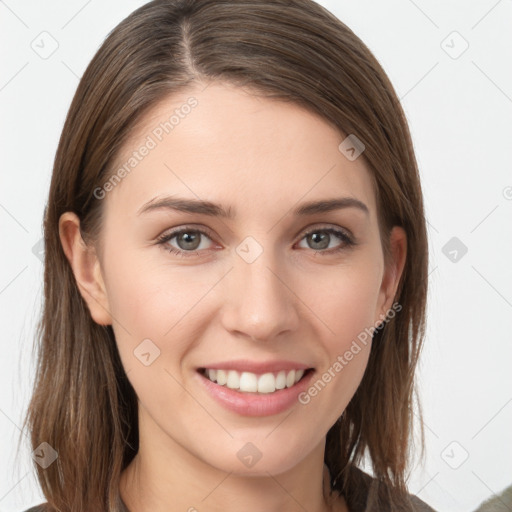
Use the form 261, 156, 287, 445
198, 367, 314, 394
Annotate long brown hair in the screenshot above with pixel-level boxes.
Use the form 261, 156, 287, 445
22, 0, 429, 510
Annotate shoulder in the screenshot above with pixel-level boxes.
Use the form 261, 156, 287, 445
20, 496, 130, 512
21, 505, 48, 512
338, 465, 437, 512
401, 492, 437, 512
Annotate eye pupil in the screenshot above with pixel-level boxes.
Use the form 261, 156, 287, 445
178, 232, 201, 250
308, 232, 329, 250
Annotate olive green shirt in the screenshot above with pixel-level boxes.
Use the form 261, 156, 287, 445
24, 465, 436, 511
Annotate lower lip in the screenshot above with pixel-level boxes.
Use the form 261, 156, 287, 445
195, 369, 315, 417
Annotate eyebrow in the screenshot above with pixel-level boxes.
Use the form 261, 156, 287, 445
137, 195, 369, 218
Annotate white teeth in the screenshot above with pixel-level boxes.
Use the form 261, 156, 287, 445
257, 373, 275, 393
240, 372, 258, 392
202, 368, 308, 393
286, 369, 296, 388
275, 370, 286, 390
226, 370, 240, 389
216, 369, 227, 385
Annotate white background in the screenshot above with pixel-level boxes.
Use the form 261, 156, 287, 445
1, 1, 511, 511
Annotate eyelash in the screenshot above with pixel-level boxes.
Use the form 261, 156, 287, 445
155, 225, 356, 258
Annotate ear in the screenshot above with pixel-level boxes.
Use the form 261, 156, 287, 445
58, 212, 112, 326
375, 226, 407, 325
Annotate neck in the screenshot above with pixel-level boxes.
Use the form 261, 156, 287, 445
119, 410, 347, 512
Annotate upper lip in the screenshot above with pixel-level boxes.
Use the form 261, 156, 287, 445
197, 359, 313, 374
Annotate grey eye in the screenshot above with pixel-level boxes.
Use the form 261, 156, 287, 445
306, 232, 331, 250
175, 231, 202, 251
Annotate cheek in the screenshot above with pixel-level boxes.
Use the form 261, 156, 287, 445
103, 247, 213, 364
305, 256, 383, 346
298, 256, 382, 402
104, 256, 214, 416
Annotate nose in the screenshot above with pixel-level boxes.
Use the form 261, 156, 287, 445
220, 244, 300, 343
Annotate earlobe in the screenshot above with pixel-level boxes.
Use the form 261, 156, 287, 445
376, 226, 407, 323
58, 212, 113, 326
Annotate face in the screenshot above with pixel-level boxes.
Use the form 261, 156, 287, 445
66, 82, 405, 477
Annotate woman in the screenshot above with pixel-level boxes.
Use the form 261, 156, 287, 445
22, 0, 434, 510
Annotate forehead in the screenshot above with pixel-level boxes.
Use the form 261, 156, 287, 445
105, 82, 378, 221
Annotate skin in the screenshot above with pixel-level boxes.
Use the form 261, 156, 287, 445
59, 82, 406, 512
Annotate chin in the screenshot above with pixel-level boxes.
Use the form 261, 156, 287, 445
204, 438, 313, 477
